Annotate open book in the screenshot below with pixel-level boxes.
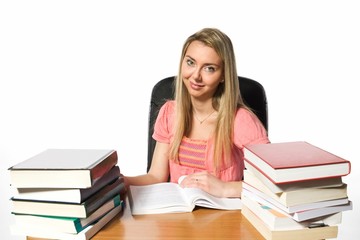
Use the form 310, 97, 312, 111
129, 177, 242, 215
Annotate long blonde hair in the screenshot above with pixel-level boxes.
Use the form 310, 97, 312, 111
169, 28, 248, 171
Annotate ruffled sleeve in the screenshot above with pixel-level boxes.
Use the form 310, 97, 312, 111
233, 108, 270, 149
152, 101, 175, 144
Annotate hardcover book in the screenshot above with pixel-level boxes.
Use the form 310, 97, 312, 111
11, 203, 122, 240
11, 177, 125, 218
244, 141, 351, 184
241, 193, 342, 230
244, 162, 344, 194
12, 166, 121, 204
9, 148, 118, 188
242, 206, 338, 240
242, 181, 349, 213
243, 169, 348, 207
12, 195, 123, 234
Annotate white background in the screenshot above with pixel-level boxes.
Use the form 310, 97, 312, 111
1, 1, 359, 239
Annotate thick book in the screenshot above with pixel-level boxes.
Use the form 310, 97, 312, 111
244, 141, 351, 184
11, 177, 125, 218
243, 169, 348, 207
129, 182, 242, 215
12, 166, 121, 204
242, 186, 352, 222
242, 181, 349, 214
244, 162, 344, 194
10, 203, 122, 240
9, 148, 118, 188
12, 194, 122, 234
241, 193, 342, 230
242, 206, 338, 240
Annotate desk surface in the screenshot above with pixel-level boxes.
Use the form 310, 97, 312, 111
27, 197, 264, 240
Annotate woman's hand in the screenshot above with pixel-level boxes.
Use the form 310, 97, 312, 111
178, 171, 228, 198
179, 171, 242, 198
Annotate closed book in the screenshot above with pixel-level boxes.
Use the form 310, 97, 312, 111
241, 193, 342, 230
243, 169, 348, 207
241, 206, 339, 240
291, 201, 352, 222
242, 181, 349, 214
11, 203, 122, 240
11, 177, 125, 218
244, 141, 351, 184
12, 165, 121, 204
9, 149, 118, 188
244, 162, 344, 194
12, 194, 122, 234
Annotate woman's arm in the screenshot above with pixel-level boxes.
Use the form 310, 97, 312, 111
125, 141, 170, 187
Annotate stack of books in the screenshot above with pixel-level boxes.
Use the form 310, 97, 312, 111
8, 148, 126, 240
241, 141, 353, 240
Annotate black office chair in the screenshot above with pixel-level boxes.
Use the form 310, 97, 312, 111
147, 76, 268, 172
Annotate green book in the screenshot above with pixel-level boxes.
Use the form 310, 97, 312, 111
11, 203, 123, 240
12, 194, 122, 234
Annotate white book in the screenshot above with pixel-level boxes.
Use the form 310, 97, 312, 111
13, 195, 122, 234
242, 206, 339, 240
241, 193, 342, 230
129, 181, 242, 215
242, 182, 349, 214
244, 162, 344, 194
9, 148, 118, 188
243, 169, 347, 207
10, 204, 121, 240
243, 187, 352, 222
12, 166, 121, 203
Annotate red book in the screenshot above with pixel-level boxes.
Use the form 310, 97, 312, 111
243, 141, 351, 184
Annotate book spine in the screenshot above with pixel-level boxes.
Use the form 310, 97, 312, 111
90, 151, 118, 181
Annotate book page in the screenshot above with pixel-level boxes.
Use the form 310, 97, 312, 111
129, 183, 193, 214
178, 175, 242, 210
182, 187, 242, 210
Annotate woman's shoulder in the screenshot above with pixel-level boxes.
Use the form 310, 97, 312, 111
233, 107, 269, 145
235, 107, 257, 121
234, 107, 266, 132
160, 100, 176, 114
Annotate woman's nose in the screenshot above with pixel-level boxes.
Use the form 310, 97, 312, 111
191, 68, 202, 82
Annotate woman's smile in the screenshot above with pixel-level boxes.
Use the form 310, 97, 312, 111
189, 81, 205, 90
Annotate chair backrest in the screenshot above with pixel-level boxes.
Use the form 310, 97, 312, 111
147, 76, 268, 172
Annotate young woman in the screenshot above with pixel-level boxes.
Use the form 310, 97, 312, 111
125, 28, 270, 198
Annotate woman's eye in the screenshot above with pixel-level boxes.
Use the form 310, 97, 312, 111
204, 66, 216, 72
186, 59, 194, 66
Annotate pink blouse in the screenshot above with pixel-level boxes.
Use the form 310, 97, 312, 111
152, 101, 270, 183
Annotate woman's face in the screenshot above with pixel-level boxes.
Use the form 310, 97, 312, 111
181, 40, 223, 101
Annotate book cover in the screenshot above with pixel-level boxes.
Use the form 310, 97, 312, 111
244, 141, 351, 183
11, 203, 122, 240
11, 177, 125, 218
9, 148, 118, 188
12, 195, 122, 234
129, 182, 242, 215
12, 165, 121, 204
241, 206, 338, 240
